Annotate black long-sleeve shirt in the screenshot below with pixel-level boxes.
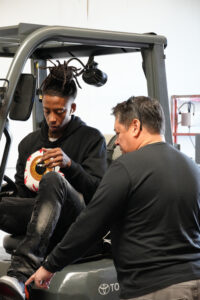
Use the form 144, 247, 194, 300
43, 142, 200, 298
15, 115, 107, 204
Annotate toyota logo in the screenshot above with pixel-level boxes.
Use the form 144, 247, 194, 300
98, 283, 110, 295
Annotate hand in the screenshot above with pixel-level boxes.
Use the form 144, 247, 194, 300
25, 266, 54, 289
41, 148, 71, 169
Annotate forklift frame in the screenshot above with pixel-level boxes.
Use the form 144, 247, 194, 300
0, 23, 172, 300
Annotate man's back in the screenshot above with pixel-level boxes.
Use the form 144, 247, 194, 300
111, 142, 200, 298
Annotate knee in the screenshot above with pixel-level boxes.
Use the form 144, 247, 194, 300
39, 172, 66, 195
41, 171, 64, 185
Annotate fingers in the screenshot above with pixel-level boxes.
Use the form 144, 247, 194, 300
34, 278, 49, 289
25, 274, 51, 289
44, 157, 62, 168
41, 148, 63, 168
40, 148, 69, 168
42, 148, 61, 160
25, 274, 35, 286
25, 267, 54, 290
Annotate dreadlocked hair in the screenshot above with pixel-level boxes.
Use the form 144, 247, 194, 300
41, 58, 85, 100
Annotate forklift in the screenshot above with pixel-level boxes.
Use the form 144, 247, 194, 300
0, 23, 172, 299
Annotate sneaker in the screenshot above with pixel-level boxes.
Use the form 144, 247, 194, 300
0, 275, 25, 300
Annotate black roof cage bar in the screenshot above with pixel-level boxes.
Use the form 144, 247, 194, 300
0, 25, 166, 58
0, 23, 167, 45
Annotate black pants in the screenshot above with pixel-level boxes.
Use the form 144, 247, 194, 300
0, 172, 85, 282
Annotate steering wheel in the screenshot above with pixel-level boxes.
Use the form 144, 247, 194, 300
0, 175, 18, 197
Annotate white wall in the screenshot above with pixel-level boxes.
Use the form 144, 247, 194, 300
0, 0, 200, 244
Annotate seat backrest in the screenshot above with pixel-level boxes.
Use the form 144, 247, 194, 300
104, 134, 122, 166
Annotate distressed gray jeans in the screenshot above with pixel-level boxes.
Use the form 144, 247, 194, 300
123, 279, 200, 300
0, 172, 84, 282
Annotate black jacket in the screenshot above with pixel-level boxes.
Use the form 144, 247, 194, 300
15, 115, 107, 204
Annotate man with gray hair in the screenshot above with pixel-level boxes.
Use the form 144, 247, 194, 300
26, 96, 200, 300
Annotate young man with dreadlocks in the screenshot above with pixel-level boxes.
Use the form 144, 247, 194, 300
0, 60, 107, 300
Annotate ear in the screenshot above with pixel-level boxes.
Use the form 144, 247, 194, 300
131, 119, 141, 137
70, 103, 76, 114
